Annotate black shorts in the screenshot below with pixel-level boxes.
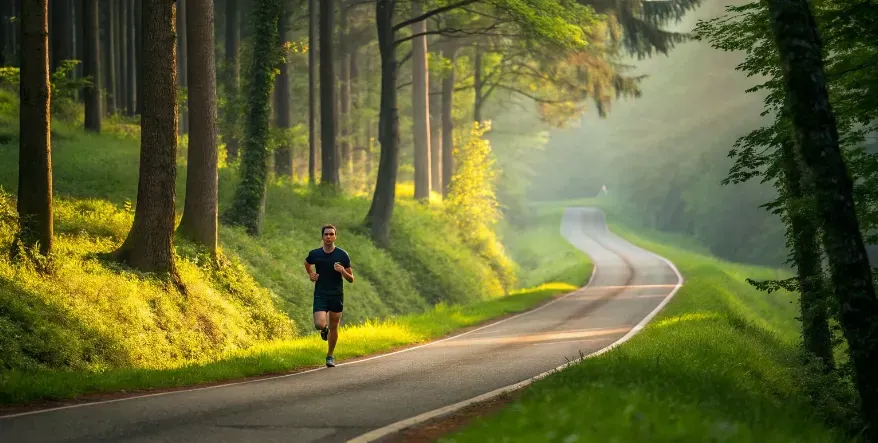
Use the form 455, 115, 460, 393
313, 295, 344, 313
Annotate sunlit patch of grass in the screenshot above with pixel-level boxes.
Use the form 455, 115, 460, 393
0, 87, 595, 406
0, 193, 296, 377
499, 211, 594, 289
0, 281, 577, 404
442, 210, 848, 443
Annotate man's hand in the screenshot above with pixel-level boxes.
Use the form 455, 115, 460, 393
309, 272, 319, 282
334, 262, 344, 273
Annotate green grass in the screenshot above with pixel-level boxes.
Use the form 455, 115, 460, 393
0, 89, 592, 405
0, 282, 580, 404
441, 202, 850, 443
498, 212, 594, 289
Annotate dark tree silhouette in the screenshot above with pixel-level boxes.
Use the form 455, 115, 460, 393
767, 0, 878, 437
15, 0, 53, 259
113, 0, 181, 285
177, 0, 219, 256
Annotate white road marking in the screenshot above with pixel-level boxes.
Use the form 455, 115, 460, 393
0, 245, 600, 420
346, 207, 685, 443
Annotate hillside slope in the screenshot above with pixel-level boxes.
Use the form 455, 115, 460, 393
0, 88, 525, 376
441, 200, 853, 442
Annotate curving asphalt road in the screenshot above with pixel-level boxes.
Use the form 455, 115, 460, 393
0, 207, 682, 443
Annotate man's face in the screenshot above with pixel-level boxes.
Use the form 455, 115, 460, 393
323, 229, 336, 245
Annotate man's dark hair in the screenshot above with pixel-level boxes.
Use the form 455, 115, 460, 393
322, 224, 337, 235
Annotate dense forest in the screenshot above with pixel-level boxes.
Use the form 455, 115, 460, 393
5, 0, 878, 440
0, 0, 690, 383
526, 0, 878, 270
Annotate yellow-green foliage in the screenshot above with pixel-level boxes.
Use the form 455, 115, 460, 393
0, 192, 295, 372
446, 122, 516, 291
0, 200, 592, 404
445, 205, 850, 443
0, 87, 517, 374
498, 208, 595, 289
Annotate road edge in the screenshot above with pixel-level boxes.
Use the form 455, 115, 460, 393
346, 207, 685, 443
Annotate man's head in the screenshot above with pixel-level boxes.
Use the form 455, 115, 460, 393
321, 224, 337, 245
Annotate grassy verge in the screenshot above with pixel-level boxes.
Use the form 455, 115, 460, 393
0, 282, 579, 405
440, 202, 848, 442
0, 204, 592, 405
498, 211, 595, 289
0, 89, 593, 404
0, 209, 590, 404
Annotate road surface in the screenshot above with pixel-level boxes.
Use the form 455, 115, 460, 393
0, 207, 682, 443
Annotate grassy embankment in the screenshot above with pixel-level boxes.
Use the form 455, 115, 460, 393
442, 199, 850, 442
0, 89, 590, 405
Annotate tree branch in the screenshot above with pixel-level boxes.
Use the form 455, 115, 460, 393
828, 57, 878, 80
392, 0, 480, 31
494, 83, 571, 104
342, 0, 375, 10
429, 85, 475, 95
394, 28, 465, 47
398, 49, 414, 66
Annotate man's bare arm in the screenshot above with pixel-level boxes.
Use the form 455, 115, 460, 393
305, 260, 319, 282
334, 262, 354, 283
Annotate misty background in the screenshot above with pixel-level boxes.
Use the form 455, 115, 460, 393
489, 0, 792, 267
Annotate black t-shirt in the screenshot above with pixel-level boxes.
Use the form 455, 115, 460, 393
306, 247, 351, 297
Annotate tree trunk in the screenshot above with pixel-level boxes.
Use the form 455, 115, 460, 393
767, 0, 878, 437
223, 0, 240, 160
410, 0, 431, 201
366, 0, 398, 247
113, 0, 180, 277
126, 0, 135, 116
307, 0, 316, 184
101, 0, 115, 115
441, 47, 455, 196
779, 135, 834, 370
176, 0, 187, 135
429, 66, 442, 193
431, 106, 442, 193
134, 0, 142, 115
7, 0, 19, 66
49, 0, 69, 72
177, 0, 218, 256
0, 1, 9, 66
15, 0, 53, 258
74, 0, 83, 85
319, 0, 339, 187
273, 4, 292, 177
350, 44, 361, 177
82, 0, 101, 131
338, 5, 352, 176
365, 119, 373, 177
221, 0, 280, 236
115, 0, 126, 113
473, 45, 485, 123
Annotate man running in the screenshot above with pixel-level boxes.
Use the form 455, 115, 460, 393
304, 224, 354, 367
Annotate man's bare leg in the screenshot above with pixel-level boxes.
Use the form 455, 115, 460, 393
313, 311, 327, 329
328, 311, 343, 356
314, 311, 329, 340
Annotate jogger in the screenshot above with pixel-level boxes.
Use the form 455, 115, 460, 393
304, 224, 354, 367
